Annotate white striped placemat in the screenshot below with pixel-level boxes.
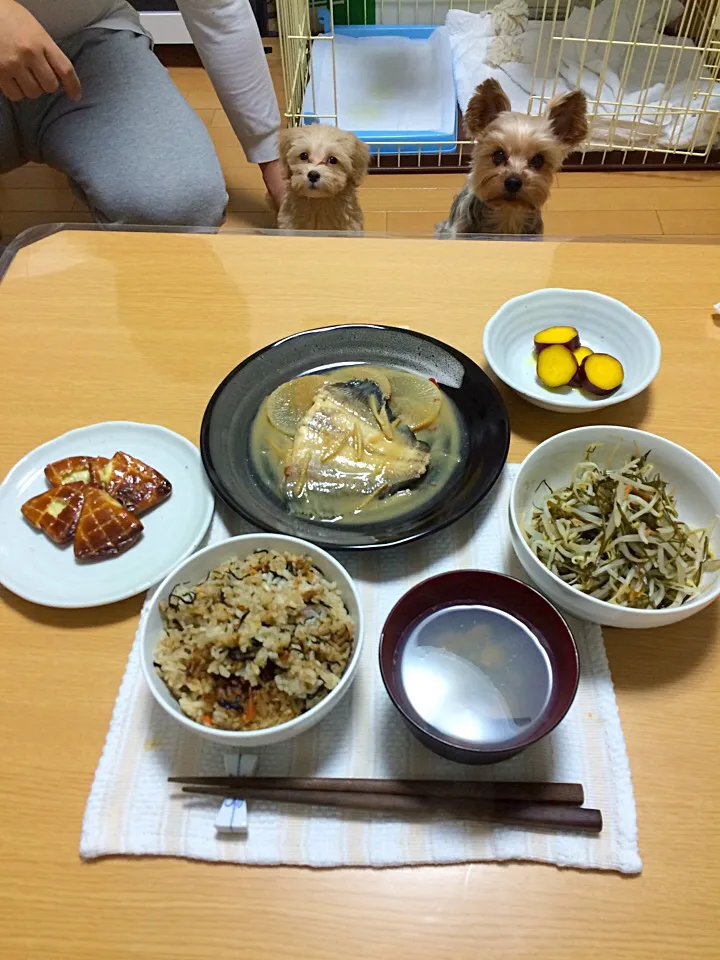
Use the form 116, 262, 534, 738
81, 465, 641, 873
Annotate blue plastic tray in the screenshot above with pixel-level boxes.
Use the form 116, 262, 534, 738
304, 22, 458, 155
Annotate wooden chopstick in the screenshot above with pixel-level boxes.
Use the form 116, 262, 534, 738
168, 776, 585, 806
178, 784, 602, 833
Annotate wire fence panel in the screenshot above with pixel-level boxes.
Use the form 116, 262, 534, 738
279, 0, 720, 171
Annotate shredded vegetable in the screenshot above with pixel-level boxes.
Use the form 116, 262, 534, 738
523, 446, 719, 609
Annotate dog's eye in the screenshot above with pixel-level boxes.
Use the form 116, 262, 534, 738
491, 149, 506, 166
327, 156, 338, 165
299, 152, 309, 161
529, 153, 545, 169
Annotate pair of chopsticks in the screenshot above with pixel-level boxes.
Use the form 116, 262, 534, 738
169, 776, 603, 833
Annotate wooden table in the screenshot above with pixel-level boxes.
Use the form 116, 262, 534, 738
1, 228, 719, 960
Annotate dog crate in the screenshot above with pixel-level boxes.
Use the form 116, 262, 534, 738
278, 0, 720, 171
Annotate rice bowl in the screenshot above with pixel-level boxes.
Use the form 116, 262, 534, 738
140, 534, 363, 745
155, 549, 354, 731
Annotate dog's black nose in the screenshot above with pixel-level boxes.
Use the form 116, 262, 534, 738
504, 175, 523, 193
307, 170, 320, 183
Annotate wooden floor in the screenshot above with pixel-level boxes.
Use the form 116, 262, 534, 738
2, 48, 720, 239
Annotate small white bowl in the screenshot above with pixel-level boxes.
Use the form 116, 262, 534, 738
139, 533, 364, 745
483, 288, 661, 413
509, 426, 720, 629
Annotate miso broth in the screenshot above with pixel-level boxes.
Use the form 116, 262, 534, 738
400, 604, 553, 747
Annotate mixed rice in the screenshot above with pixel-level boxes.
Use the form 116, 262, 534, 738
154, 549, 354, 731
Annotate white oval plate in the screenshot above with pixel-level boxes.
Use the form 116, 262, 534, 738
0, 422, 214, 608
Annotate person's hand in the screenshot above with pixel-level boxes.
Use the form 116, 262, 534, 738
260, 159, 287, 212
0, 0, 81, 102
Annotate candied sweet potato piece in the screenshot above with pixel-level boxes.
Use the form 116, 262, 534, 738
536, 344, 578, 389
573, 346, 593, 365
533, 326, 580, 355
571, 346, 594, 386
579, 353, 624, 396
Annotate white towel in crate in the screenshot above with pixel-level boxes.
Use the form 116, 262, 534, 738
445, 0, 720, 150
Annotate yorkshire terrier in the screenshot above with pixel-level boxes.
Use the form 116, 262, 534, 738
436, 79, 587, 237
277, 124, 369, 232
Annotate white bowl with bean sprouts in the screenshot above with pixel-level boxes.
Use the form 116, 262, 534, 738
510, 427, 720, 628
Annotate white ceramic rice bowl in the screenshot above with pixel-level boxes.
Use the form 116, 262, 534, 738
139, 533, 364, 745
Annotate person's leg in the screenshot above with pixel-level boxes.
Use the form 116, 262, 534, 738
34, 29, 228, 226
0, 96, 24, 175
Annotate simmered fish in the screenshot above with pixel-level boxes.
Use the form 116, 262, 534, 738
284, 380, 431, 519
251, 365, 465, 526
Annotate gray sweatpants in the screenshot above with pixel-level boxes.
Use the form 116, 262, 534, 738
0, 28, 228, 226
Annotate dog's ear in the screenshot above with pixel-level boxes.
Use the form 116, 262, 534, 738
348, 133, 370, 185
547, 90, 588, 149
464, 79, 512, 138
278, 127, 296, 178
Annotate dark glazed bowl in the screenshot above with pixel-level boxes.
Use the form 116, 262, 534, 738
200, 324, 510, 549
379, 570, 579, 764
